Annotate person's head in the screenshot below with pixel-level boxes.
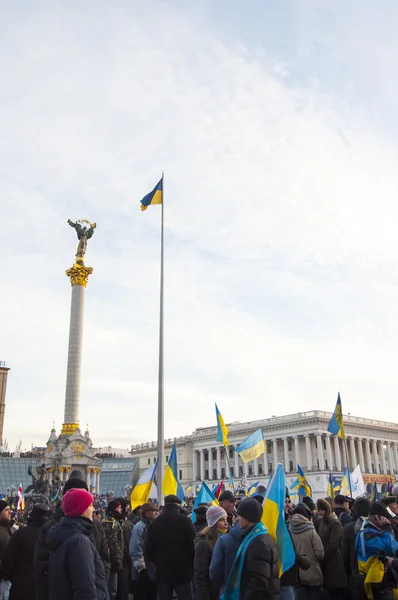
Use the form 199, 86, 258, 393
108, 500, 122, 515
284, 495, 293, 515
237, 498, 262, 529
93, 510, 102, 521
116, 497, 129, 518
316, 498, 332, 520
194, 504, 209, 522
352, 498, 370, 519
369, 502, 391, 529
206, 505, 228, 532
302, 496, 316, 512
252, 494, 264, 506
292, 503, 312, 520
164, 494, 182, 506
334, 495, 350, 511
62, 489, 94, 520
218, 491, 236, 516
0, 501, 11, 523
140, 502, 158, 522
381, 496, 398, 516
62, 477, 89, 496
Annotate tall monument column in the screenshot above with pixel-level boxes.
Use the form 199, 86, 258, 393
0, 362, 10, 446
61, 219, 96, 436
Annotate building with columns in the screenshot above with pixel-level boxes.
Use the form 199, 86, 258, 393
131, 410, 398, 498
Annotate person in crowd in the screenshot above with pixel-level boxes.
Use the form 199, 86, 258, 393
193, 505, 209, 534
289, 502, 324, 600
218, 491, 237, 528
333, 495, 352, 527
381, 496, 398, 540
342, 497, 370, 599
103, 500, 125, 600
356, 501, 398, 600
145, 494, 196, 600
284, 495, 293, 526
130, 506, 142, 526
316, 498, 347, 599
34, 477, 110, 600
130, 502, 158, 600
94, 510, 102, 522
194, 506, 228, 600
0, 503, 49, 600
116, 497, 133, 600
223, 497, 280, 600
0, 500, 12, 565
302, 496, 320, 532
46, 488, 109, 600
209, 516, 246, 596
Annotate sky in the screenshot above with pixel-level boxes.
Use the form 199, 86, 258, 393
2, 1, 398, 451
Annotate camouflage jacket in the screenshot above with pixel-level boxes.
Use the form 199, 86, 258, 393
103, 511, 124, 573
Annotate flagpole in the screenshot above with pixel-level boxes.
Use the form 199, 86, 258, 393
157, 171, 165, 505
343, 438, 353, 497
224, 446, 235, 494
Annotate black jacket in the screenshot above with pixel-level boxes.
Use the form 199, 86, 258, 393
34, 506, 110, 600
0, 519, 12, 565
342, 517, 365, 578
0, 515, 47, 600
46, 516, 109, 600
240, 529, 280, 600
194, 533, 220, 600
145, 503, 196, 584
334, 507, 352, 527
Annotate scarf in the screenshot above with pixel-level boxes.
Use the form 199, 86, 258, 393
221, 521, 268, 600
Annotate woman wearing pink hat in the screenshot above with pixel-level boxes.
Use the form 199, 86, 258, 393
46, 488, 109, 600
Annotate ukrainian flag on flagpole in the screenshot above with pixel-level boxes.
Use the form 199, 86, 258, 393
327, 472, 334, 498
247, 481, 260, 496
262, 464, 295, 575
328, 393, 346, 440
191, 481, 218, 523
162, 441, 184, 500
130, 462, 158, 510
235, 429, 266, 463
140, 178, 163, 211
215, 403, 229, 446
297, 465, 312, 497
340, 467, 351, 496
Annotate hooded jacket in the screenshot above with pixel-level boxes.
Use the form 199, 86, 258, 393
289, 513, 324, 586
317, 499, 347, 590
46, 516, 109, 600
210, 523, 246, 595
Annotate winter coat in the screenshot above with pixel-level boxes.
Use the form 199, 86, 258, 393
0, 515, 47, 600
0, 519, 12, 565
102, 511, 124, 574
239, 529, 280, 600
194, 529, 221, 600
289, 513, 324, 586
318, 512, 347, 589
342, 516, 365, 577
210, 523, 245, 595
34, 505, 110, 600
46, 516, 109, 600
129, 517, 155, 582
334, 506, 352, 527
145, 503, 196, 584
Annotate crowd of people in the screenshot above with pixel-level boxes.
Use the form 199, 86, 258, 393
0, 479, 398, 599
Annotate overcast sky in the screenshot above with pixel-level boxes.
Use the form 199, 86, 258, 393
2, 1, 398, 451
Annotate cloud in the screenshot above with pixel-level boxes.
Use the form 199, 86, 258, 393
2, 1, 398, 450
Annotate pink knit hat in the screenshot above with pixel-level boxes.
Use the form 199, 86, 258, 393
62, 488, 93, 517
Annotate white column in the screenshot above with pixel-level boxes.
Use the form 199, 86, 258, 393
192, 450, 197, 481
305, 435, 312, 470
254, 457, 259, 476
334, 436, 342, 471
364, 439, 372, 472
263, 448, 269, 476
200, 449, 205, 480
380, 441, 387, 474
64, 283, 86, 426
216, 446, 221, 480
235, 447, 239, 478
325, 434, 333, 470
372, 440, 380, 474
357, 439, 365, 472
393, 443, 398, 474
387, 443, 394, 475
273, 439, 278, 471
208, 447, 213, 480
96, 470, 100, 494
350, 437, 357, 469
244, 461, 248, 476
283, 438, 290, 472
294, 436, 300, 471
317, 434, 324, 470
86, 468, 91, 487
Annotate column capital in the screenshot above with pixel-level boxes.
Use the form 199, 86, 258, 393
65, 263, 94, 288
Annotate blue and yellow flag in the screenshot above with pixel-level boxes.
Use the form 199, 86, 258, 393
370, 481, 379, 502
130, 461, 158, 510
191, 481, 218, 523
327, 472, 334, 498
247, 481, 260, 496
297, 465, 312, 497
140, 178, 163, 211
215, 403, 229, 446
327, 393, 346, 440
340, 467, 352, 497
262, 464, 295, 575
235, 429, 266, 463
162, 441, 184, 501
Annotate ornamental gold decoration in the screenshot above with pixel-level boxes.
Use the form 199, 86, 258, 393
61, 422, 80, 435
71, 442, 85, 454
65, 264, 94, 288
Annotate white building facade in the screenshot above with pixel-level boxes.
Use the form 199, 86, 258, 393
131, 411, 398, 498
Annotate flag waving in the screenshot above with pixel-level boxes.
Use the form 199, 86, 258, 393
215, 403, 229, 446
17, 483, 25, 511
140, 178, 163, 211
130, 462, 158, 510
328, 393, 346, 440
163, 441, 184, 501
235, 429, 266, 463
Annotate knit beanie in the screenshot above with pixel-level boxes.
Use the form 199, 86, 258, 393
108, 500, 121, 512
63, 478, 89, 495
0, 500, 9, 514
206, 505, 227, 528
302, 496, 315, 511
237, 498, 263, 524
62, 489, 93, 517
293, 503, 312, 519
